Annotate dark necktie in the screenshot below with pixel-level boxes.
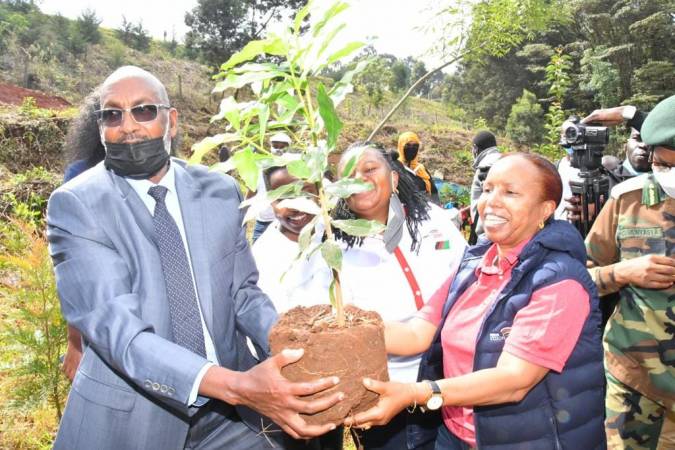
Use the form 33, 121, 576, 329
148, 185, 206, 357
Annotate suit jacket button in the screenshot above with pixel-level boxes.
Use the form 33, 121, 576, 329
168, 387, 175, 396
144, 379, 152, 389
152, 382, 160, 391
160, 384, 168, 393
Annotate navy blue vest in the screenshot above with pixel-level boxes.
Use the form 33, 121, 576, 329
410, 221, 606, 449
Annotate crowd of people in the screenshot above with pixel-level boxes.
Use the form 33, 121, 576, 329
48, 65, 673, 450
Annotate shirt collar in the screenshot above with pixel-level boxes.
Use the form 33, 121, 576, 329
477, 238, 531, 276
125, 161, 176, 197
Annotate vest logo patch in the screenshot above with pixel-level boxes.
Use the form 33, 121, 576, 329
489, 327, 511, 342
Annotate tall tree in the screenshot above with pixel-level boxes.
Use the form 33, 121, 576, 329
184, 0, 305, 67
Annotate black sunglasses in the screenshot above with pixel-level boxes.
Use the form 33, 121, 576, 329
94, 104, 170, 127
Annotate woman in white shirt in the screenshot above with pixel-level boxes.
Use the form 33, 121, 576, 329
333, 143, 467, 450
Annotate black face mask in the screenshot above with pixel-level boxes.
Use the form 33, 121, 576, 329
104, 136, 170, 179
403, 143, 419, 161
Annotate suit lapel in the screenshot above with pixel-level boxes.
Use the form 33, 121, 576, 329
174, 164, 215, 335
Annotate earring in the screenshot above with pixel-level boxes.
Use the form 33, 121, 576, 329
539, 221, 545, 229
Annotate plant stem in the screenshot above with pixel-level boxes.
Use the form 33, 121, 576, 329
317, 183, 345, 327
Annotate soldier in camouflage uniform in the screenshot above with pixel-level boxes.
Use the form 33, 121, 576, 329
584, 95, 675, 449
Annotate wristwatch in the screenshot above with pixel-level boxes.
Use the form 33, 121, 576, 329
421, 380, 443, 411
621, 105, 637, 121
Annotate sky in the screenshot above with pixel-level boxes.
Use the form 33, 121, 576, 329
38, 0, 452, 68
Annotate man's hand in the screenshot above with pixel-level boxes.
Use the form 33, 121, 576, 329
203, 348, 342, 439
581, 106, 629, 126
564, 195, 602, 223
61, 325, 83, 382
614, 255, 675, 290
343, 378, 420, 430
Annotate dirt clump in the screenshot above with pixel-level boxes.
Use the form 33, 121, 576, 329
269, 304, 389, 425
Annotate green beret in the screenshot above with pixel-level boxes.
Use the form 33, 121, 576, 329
642, 94, 675, 148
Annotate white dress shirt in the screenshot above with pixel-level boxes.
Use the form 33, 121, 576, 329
126, 164, 217, 404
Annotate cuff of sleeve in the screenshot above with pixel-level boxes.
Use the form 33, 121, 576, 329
189, 362, 215, 405
504, 346, 564, 373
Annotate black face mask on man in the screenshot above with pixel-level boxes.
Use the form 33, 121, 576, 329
103, 116, 171, 179
403, 143, 419, 161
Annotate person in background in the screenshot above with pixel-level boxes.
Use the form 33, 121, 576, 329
251, 164, 342, 450
560, 127, 652, 222
251, 132, 293, 242
468, 131, 500, 243
583, 96, 675, 449
346, 153, 606, 450
334, 143, 467, 450
397, 132, 439, 203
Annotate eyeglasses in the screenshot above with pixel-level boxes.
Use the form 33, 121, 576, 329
94, 104, 170, 127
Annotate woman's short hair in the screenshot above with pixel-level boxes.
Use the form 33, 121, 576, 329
500, 152, 563, 207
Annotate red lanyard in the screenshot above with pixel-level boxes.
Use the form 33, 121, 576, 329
393, 246, 424, 310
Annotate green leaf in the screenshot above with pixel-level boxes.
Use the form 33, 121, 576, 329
212, 71, 282, 93
331, 219, 386, 237
340, 145, 366, 178
320, 239, 342, 271
276, 197, 321, 215
326, 41, 365, 66
308, 23, 347, 75
210, 96, 243, 127
305, 144, 329, 182
329, 59, 370, 106
328, 278, 337, 309
258, 104, 270, 146
298, 216, 318, 253
231, 147, 260, 191
324, 178, 372, 198
294, 0, 312, 34
220, 36, 288, 71
189, 133, 239, 164
316, 83, 342, 150
312, 1, 349, 38
286, 159, 313, 180
266, 181, 304, 202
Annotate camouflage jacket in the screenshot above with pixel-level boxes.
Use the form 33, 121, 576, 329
586, 173, 674, 410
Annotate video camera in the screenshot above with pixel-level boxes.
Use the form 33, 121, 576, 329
560, 116, 610, 236
561, 116, 609, 172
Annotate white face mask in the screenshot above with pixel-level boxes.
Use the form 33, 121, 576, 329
653, 168, 675, 198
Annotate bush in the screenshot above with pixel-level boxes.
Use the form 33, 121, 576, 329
0, 219, 67, 448
505, 89, 545, 145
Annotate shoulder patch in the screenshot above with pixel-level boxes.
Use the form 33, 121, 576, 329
610, 173, 648, 199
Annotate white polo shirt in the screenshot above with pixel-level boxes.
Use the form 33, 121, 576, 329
340, 204, 467, 383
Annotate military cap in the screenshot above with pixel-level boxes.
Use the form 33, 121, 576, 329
641, 94, 675, 149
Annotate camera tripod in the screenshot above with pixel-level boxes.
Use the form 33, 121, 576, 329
569, 168, 610, 237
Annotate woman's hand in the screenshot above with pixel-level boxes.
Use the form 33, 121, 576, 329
344, 378, 423, 429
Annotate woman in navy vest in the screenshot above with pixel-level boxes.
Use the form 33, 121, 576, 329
345, 153, 606, 450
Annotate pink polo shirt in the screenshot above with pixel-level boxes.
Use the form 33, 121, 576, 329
417, 241, 590, 447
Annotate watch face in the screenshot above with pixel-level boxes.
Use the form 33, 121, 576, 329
427, 395, 443, 410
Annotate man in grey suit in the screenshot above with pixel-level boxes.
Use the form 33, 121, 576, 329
47, 66, 342, 450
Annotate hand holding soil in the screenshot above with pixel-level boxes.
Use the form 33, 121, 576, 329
232, 348, 343, 439
344, 378, 420, 430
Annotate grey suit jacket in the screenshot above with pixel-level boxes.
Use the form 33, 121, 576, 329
47, 159, 278, 450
